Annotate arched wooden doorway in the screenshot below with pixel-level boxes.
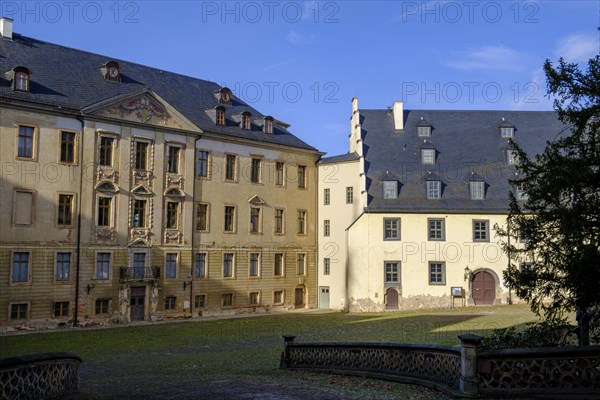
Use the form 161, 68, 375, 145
472, 271, 496, 305
386, 288, 399, 310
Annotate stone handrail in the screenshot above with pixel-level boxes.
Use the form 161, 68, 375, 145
280, 334, 462, 396
0, 352, 82, 400
281, 334, 600, 398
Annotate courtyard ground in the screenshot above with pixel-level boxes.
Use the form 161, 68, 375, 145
0, 304, 540, 399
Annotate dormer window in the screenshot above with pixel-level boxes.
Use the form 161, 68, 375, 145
242, 112, 252, 130
219, 87, 232, 105
264, 116, 274, 134
418, 126, 431, 137
470, 181, 485, 200
13, 67, 30, 92
382, 180, 398, 199
216, 106, 226, 126
500, 127, 514, 138
507, 149, 517, 165
101, 61, 121, 82
427, 180, 441, 199
421, 148, 435, 165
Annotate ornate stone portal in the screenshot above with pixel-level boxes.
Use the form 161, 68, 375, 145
118, 284, 130, 324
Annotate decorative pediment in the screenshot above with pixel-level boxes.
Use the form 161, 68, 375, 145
128, 238, 151, 247
164, 188, 185, 198
248, 195, 267, 206
95, 181, 119, 193
83, 90, 200, 132
131, 184, 153, 197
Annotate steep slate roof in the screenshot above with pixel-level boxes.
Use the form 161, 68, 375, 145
359, 109, 568, 213
0, 33, 317, 151
318, 152, 360, 164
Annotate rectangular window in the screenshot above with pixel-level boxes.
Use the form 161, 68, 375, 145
96, 252, 110, 280
429, 262, 446, 285
167, 146, 180, 174
249, 292, 260, 305
297, 253, 306, 275
12, 252, 29, 283
95, 299, 110, 315
98, 136, 114, 166
224, 206, 236, 232
133, 253, 146, 279
17, 125, 34, 159
470, 181, 485, 200
324, 188, 330, 205
346, 187, 354, 204
195, 295, 206, 308
507, 149, 517, 165
196, 203, 209, 231
323, 258, 330, 275
515, 184, 528, 201
324, 220, 330, 237
225, 154, 237, 181
165, 253, 177, 279
297, 210, 306, 234
57, 194, 74, 226
275, 162, 285, 186
418, 126, 431, 137
222, 293, 234, 307
165, 296, 176, 310
59, 131, 76, 163
274, 209, 284, 234
274, 253, 284, 276
250, 207, 261, 233
251, 158, 261, 183
427, 181, 441, 199
297, 166, 307, 189
223, 253, 234, 277
197, 150, 210, 178
473, 220, 490, 242
421, 149, 435, 165
97, 197, 111, 226
12, 251, 29, 282
274, 290, 284, 304
135, 141, 149, 170
14, 190, 34, 226
249, 253, 260, 277
195, 252, 207, 278
384, 218, 400, 240
385, 262, 400, 283
501, 127, 514, 138
383, 181, 397, 199
54, 301, 69, 318
11, 303, 28, 320
55, 252, 71, 281
133, 199, 146, 228
428, 219, 445, 241
166, 202, 178, 229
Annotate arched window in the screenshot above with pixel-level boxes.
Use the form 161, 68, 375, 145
242, 112, 252, 130
264, 116, 274, 134
13, 67, 31, 92
216, 106, 226, 126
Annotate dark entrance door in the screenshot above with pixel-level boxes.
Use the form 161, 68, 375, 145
130, 286, 146, 321
386, 288, 399, 309
295, 287, 305, 308
472, 271, 496, 305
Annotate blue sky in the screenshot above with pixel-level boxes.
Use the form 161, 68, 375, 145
3, 1, 598, 155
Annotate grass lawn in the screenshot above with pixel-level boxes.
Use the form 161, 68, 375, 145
0, 304, 540, 399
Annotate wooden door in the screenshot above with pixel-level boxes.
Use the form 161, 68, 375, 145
472, 272, 496, 305
386, 288, 399, 309
130, 286, 146, 321
295, 287, 305, 308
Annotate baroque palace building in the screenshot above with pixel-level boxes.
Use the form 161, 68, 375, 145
0, 18, 321, 325
317, 98, 565, 312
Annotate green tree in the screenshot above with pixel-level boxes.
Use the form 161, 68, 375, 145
498, 55, 600, 324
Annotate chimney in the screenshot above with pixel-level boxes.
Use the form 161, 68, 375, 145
0, 17, 13, 40
393, 101, 404, 131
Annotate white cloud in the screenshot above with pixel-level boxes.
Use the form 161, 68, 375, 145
446, 45, 525, 72
287, 30, 317, 46
263, 59, 295, 72
554, 33, 598, 64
